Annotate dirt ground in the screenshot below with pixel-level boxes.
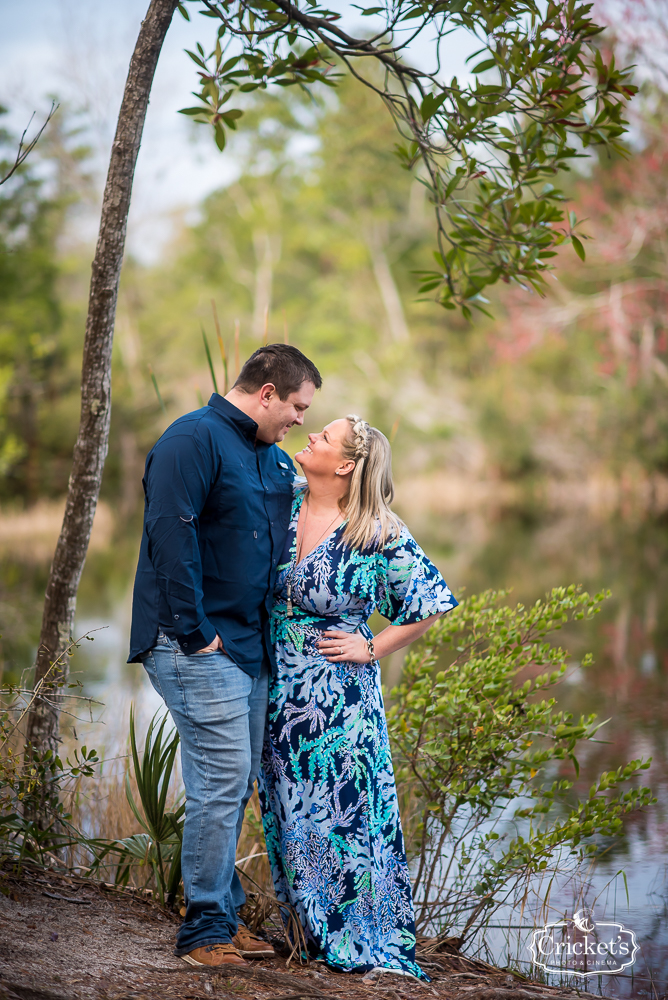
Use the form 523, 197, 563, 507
0, 859, 591, 1000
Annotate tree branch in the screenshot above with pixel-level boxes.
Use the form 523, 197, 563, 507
0, 102, 59, 186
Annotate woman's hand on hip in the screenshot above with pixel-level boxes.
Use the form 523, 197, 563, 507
318, 630, 371, 663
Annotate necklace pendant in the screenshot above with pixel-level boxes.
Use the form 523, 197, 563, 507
286, 582, 294, 618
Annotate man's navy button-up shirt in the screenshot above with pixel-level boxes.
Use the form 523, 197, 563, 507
128, 394, 296, 676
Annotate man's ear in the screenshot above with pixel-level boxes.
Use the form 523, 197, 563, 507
258, 383, 277, 408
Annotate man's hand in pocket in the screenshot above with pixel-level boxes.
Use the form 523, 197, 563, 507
196, 634, 225, 654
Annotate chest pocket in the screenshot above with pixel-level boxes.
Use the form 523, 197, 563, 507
215, 460, 265, 527
266, 468, 293, 526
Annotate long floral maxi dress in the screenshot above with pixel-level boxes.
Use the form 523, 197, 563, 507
257, 488, 458, 979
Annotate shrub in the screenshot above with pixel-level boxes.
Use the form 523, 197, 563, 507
386, 585, 655, 945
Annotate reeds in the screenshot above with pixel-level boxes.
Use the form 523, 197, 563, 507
76, 707, 278, 914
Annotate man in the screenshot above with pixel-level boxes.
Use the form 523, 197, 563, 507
128, 344, 321, 967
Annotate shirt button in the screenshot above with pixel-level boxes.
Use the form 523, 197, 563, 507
174, 614, 180, 620
254, 530, 258, 539
183, 642, 188, 648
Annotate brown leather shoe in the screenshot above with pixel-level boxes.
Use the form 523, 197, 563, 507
232, 926, 276, 959
181, 943, 248, 967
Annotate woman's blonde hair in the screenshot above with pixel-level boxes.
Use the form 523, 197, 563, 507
339, 414, 403, 551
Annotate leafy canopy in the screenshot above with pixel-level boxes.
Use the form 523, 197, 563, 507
177, 0, 636, 316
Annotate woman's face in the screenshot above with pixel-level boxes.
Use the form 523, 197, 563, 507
295, 418, 351, 478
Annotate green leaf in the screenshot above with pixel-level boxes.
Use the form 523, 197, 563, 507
202, 326, 219, 391
571, 234, 586, 261
178, 106, 212, 117
471, 58, 497, 74
177, 2, 190, 20
149, 365, 166, 415
421, 91, 448, 121
401, 6, 427, 19
214, 122, 226, 152
185, 49, 207, 70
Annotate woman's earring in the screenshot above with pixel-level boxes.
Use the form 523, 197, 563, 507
335, 470, 340, 476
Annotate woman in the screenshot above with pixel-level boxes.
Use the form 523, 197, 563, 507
258, 415, 458, 980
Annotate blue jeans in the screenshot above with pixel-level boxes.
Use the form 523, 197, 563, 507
142, 633, 268, 955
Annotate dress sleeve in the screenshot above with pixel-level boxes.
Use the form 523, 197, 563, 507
377, 526, 458, 625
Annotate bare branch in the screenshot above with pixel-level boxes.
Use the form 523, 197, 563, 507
0, 101, 59, 187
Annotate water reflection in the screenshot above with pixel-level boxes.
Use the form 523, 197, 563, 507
1, 505, 667, 994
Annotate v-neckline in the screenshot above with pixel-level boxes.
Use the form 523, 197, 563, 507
291, 491, 345, 570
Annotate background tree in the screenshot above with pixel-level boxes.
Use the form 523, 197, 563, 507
0, 111, 61, 495
0, 110, 92, 505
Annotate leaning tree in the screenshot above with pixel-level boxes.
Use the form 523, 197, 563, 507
26, 0, 636, 803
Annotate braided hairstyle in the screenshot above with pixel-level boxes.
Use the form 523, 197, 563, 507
339, 414, 403, 550
347, 415, 370, 459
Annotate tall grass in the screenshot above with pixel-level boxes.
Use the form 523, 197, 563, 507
70, 708, 273, 907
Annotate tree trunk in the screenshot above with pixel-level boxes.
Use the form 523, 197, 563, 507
26, 0, 179, 768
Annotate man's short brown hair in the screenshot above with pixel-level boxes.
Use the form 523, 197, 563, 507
234, 344, 322, 400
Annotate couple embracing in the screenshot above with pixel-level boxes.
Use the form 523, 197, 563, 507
129, 345, 457, 981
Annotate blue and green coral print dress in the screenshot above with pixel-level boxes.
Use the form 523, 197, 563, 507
258, 487, 458, 979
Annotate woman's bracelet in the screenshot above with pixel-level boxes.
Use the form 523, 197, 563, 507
366, 636, 377, 664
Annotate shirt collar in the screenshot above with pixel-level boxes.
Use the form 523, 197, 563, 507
207, 393, 262, 444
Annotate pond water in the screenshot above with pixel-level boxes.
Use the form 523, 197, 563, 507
2, 503, 667, 996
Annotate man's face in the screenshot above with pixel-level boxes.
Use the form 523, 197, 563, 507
256, 380, 315, 444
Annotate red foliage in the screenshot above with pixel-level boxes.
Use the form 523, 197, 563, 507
489, 0, 668, 384
490, 9, 668, 390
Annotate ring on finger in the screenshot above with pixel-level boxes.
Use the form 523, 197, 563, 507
339, 646, 343, 655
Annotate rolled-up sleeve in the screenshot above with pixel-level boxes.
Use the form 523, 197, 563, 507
143, 431, 218, 653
